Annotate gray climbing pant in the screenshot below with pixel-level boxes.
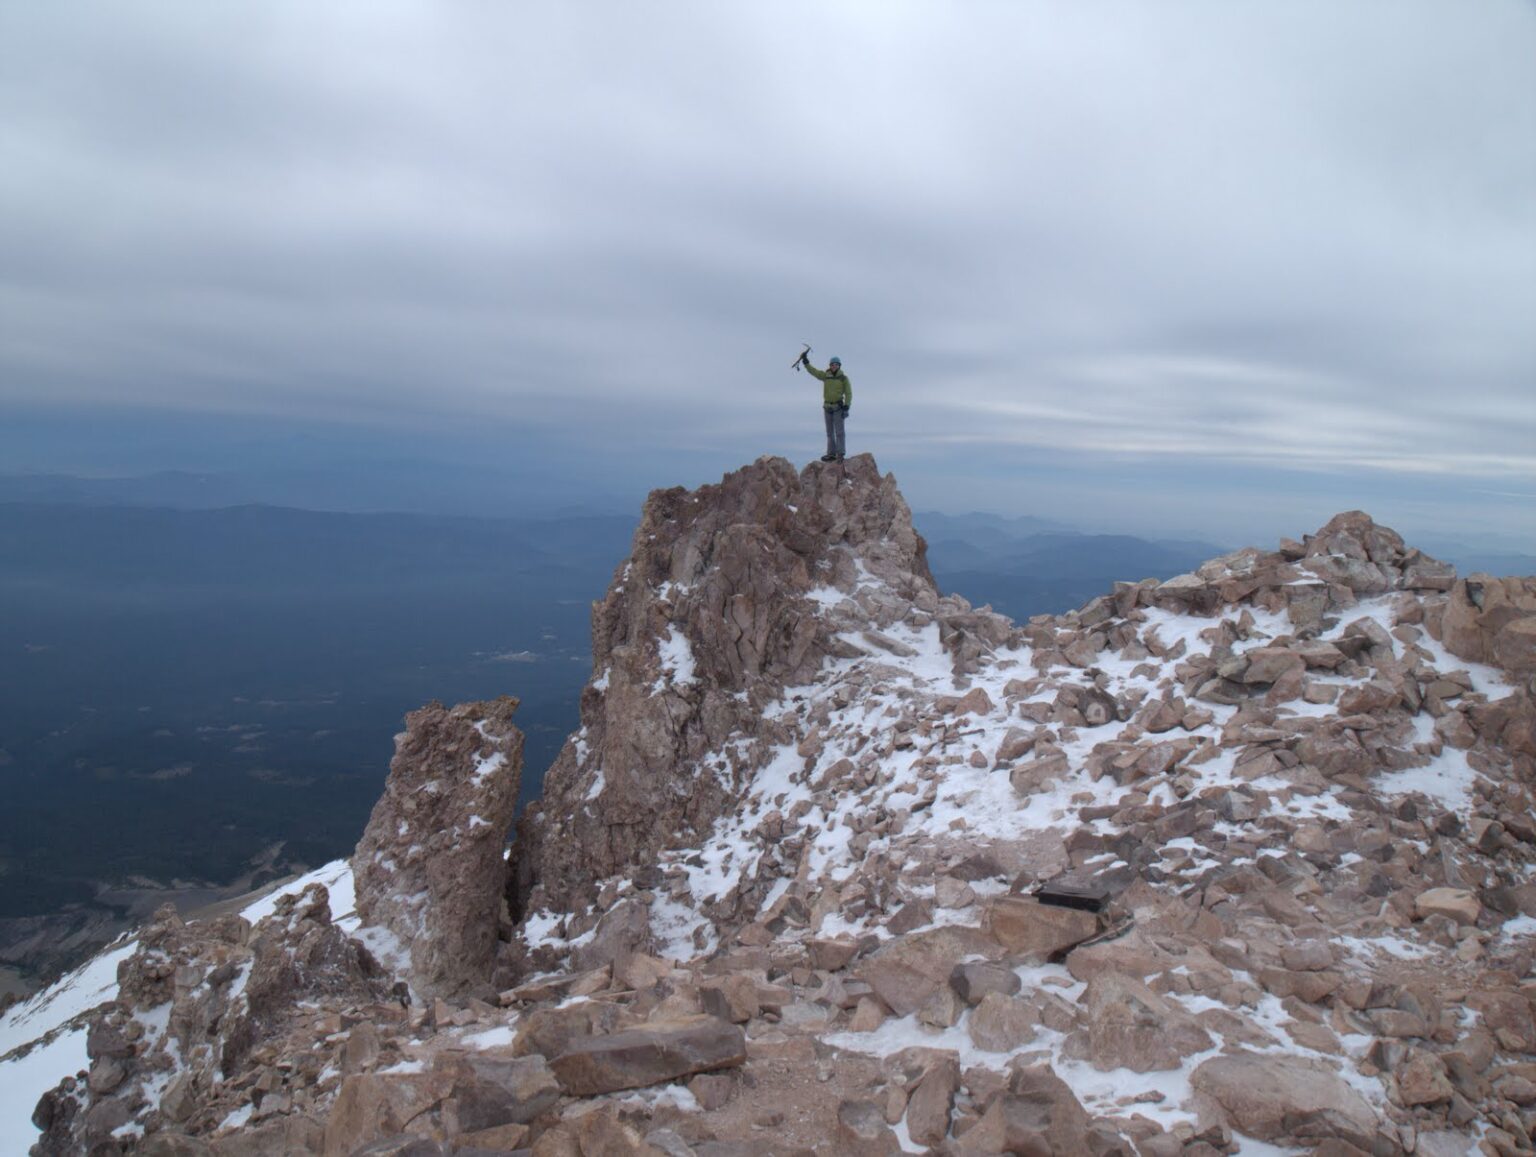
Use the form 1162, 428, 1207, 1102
824, 405, 847, 458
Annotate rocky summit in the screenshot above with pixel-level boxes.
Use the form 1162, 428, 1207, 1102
15, 454, 1536, 1156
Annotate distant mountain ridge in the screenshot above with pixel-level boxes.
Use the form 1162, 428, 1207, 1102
0, 468, 632, 519
916, 509, 1228, 621
0, 501, 634, 592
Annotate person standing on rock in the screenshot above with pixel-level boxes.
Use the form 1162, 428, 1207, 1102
798, 351, 852, 462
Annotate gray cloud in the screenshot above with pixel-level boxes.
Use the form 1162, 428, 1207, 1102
1, 0, 1532, 540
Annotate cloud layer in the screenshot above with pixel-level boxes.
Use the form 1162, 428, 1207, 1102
2, 1, 1532, 537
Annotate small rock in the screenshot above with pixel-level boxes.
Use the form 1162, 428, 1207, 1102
967, 992, 1038, 1052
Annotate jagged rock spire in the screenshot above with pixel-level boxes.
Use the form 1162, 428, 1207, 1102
352, 697, 523, 1000
509, 454, 935, 919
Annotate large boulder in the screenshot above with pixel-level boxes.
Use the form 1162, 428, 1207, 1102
855, 926, 1006, 1016
1191, 1050, 1381, 1150
352, 697, 524, 1000
549, 1015, 747, 1095
983, 896, 1099, 963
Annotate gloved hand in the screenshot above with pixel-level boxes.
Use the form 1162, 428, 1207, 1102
800, 350, 810, 365
843, 404, 851, 417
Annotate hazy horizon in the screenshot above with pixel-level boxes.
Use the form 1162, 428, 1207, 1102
3, 401, 1533, 557
2, 2, 1532, 549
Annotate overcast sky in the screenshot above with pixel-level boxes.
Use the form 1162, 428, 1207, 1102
2, 1, 1533, 544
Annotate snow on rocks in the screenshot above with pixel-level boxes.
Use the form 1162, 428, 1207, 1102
16, 467, 1536, 1155
487, 495, 1536, 1153
29, 882, 391, 1155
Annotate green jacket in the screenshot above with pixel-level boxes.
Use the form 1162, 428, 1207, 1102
806, 362, 852, 408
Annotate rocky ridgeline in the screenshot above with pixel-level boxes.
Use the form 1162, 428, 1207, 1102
22, 457, 1536, 1156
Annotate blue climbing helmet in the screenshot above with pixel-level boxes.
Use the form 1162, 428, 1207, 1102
829, 356, 841, 366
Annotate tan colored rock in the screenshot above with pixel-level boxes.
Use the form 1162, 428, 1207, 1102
435, 1052, 560, 1132
1293, 640, 1347, 669
953, 686, 995, 717
1468, 991, 1536, 1051
905, 1055, 959, 1148
529, 1126, 580, 1156
918, 984, 965, 1029
967, 991, 1038, 1052
209, 1116, 325, 1156
1065, 929, 1173, 983
574, 1107, 655, 1155
570, 897, 654, 973
836, 1098, 903, 1156
984, 896, 1099, 963
700, 971, 759, 1023
1286, 1019, 1342, 1054
849, 997, 887, 1032
1239, 647, 1305, 685
688, 1071, 737, 1110
457, 1122, 531, 1151
949, 961, 1021, 1006
808, 936, 861, 972
857, 955, 941, 1019
549, 1015, 746, 1095
1367, 1007, 1428, 1039
1009, 751, 1069, 796
1415, 887, 1481, 926
1256, 967, 1342, 1003
514, 999, 629, 1059
934, 875, 977, 909
1301, 512, 1405, 585
855, 926, 1003, 1016
950, 1064, 1093, 1156
995, 726, 1037, 763
1192, 1050, 1379, 1150
1442, 574, 1536, 674
1141, 696, 1187, 734
1396, 1050, 1454, 1106
1067, 971, 1212, 1073
323, 1072, 446, 1157
1280, 939, 1335, 973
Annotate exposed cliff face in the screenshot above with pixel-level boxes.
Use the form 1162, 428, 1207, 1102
509, 454, 938, 918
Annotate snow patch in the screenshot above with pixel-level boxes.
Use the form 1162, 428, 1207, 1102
652, 627, 699, 693
462, 1025, 516, 1049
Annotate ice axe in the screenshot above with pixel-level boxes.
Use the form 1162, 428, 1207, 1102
791, 342, 811, 371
